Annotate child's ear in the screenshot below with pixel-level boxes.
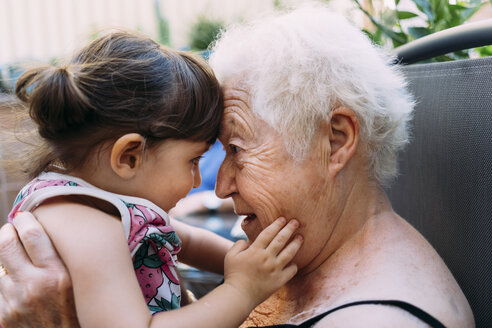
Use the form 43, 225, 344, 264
318, 107, 359, 176
110, 133, 146, 179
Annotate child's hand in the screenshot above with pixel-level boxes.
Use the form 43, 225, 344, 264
223, 217, 303, 308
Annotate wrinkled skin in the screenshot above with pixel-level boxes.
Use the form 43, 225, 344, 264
215, 85, 350, 274
0, 213, 80, 328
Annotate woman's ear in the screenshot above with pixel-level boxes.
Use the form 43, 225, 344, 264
319, 107, 359, 175
110, 133, 146, 180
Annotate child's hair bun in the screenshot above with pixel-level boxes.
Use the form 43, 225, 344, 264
15, 65, 93, 140
14, 31, 223, 178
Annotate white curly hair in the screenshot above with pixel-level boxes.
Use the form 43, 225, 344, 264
209, 3, 414, 186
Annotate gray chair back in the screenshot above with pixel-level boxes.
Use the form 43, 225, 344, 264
386, 56, 492, 328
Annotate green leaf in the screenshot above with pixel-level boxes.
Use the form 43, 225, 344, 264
476, 45, 492, 57
413, 0, 435, 21
143, 254, 165, 268
362, 29, 380, 45
448, 4, 468, 11
155, 298, 166, 308
133, 259, 143, 269
432, 0, 449, 23
454, 49, 470, 58
434, 54, 454, 62
397, 11, 419, 19
407, 27, 431, 39
156, 296, 178, 311
148, 305, 164, 312
163, 231, 181, 246
133, 242, 149, 264
189, 16, 224, 51
353, 0, 407, 44
171, 293, 181, 309
154, 0, 170, 46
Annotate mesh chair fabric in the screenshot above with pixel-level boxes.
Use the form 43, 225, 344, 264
387, 56, 492, 328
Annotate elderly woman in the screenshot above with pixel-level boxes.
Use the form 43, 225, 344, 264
0, 5, 473, 328
210, 6, 473, 327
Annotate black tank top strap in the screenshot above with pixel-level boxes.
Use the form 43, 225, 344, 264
254, 300, 446, 328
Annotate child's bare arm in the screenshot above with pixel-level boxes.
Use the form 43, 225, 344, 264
36, 199, 302, 328
33, 198, 153, 328
150, 217, 303, 328
171, 217, 233, 274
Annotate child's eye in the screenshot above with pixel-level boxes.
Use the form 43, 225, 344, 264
191, 156, 203, 166
229, 144, 242, 154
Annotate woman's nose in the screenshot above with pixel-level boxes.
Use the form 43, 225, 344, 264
215, 158, 236, 199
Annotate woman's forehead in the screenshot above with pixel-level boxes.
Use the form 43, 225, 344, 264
220, 102, 256, 136
219, 112, 254, 143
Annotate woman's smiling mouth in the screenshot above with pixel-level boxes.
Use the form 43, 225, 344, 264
242, 213, 257, 226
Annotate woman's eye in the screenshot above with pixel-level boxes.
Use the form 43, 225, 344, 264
229, 144, 242, 154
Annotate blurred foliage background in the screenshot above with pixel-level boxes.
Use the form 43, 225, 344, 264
352, 0, 492, 61
189, 16, 224, 51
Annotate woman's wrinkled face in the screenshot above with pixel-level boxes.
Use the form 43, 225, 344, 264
216, 84, 333, 268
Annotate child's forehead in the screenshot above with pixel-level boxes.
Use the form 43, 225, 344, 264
156, 139, 210, 154
198, 141, 213, 153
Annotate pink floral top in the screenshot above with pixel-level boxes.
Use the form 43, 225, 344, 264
8, 172, 182, 314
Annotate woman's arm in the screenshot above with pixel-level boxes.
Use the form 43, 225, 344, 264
171, 217, 233, 274
0, 212, 80, 328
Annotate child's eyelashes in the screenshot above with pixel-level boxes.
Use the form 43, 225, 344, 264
191, 155, 203, 166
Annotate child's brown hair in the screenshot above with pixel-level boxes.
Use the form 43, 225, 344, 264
15, 31, 223, 177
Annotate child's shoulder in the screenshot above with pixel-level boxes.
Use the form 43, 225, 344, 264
10, 171, 124, 220
33, 194, 120, 224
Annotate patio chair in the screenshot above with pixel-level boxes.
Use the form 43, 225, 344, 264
387, 19, 492, 328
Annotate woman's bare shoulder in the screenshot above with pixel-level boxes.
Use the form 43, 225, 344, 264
331, 215, 474, 328
243, 213, 474, 328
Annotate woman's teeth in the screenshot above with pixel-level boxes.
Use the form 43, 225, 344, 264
242, 214, 257, 225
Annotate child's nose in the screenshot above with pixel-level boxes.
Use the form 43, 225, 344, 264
215, 158, 236, 199
193, 167, 202, 188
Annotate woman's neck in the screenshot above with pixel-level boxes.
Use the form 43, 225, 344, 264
280, 183, 394, 314
297, 173, 389, 273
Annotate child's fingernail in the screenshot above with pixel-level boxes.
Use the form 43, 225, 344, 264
278, 217, 286, 224
290, 219, 299, 228
14, 211, 23, 218
296, 234, 303, 241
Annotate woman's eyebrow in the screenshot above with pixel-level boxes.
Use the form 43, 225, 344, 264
230, 117, 254, 139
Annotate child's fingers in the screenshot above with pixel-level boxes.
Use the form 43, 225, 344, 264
250, 217, 287, 249
276, 234, 303, 268
228, 239, 249, 256
281, 263, 298, 281
266, 219, 300, 255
